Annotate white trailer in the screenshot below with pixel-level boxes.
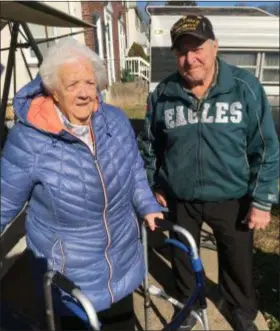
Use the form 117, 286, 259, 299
146, 6, 279, 134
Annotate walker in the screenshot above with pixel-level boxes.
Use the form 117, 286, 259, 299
44, 218, 209, 330
141, 218, 209, 330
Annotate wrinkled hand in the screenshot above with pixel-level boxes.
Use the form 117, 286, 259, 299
246, 207, 271, 230
144, 212, 164, 231
155, 190, 167, 207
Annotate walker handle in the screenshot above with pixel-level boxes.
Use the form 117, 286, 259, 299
51, 272, 80, 295
154, 218, 174, 232
154, 218, 200, 260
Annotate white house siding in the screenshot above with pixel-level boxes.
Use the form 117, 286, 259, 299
125, 4, 149, 55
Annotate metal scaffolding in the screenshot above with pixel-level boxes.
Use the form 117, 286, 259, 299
0, 0, 94, 146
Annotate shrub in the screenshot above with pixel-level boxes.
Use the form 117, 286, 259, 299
128, 42, 149, 62
121, 68, 134, 83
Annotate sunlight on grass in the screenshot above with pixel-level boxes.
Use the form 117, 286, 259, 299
106, 81, 147, 119
122, 105, 146, 119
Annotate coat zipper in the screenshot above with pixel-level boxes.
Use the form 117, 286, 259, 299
197, 99, 204, 195
63, 124, 114, 303
89, 124, 114, 304
197, 91, 210, 195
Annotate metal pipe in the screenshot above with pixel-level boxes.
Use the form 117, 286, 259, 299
71, 289, 100, 330
13, 41, 17, 97
141, 222, 151, 330
45, 26, 50, 48
20, 22, 43, 65
44, 271, 100, 330
19, 26, 29, 42
173, 225, 200, 259
201, 308, 210, 330
0, 22, 19, 146
44, 271, 56, 331
0, 29, 91, 52
7, 22, 17, 98
19, 47, 33, 81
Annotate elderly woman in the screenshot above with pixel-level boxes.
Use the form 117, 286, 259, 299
1, 38, 163, 330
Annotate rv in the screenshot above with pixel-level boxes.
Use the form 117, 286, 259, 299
147, 6, 279, 134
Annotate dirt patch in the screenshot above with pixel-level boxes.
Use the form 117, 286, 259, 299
106, 80, 148, 115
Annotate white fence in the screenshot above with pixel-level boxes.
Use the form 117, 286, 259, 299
124, 56, 150, 82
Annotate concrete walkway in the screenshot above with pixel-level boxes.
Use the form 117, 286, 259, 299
1, 220, 269, 330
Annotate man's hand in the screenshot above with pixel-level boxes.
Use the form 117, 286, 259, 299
246, 207, 271, 230
144, 212, 164, 231
155, 190, 167, 207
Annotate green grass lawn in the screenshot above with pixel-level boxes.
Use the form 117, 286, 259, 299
122, 105, 146, 119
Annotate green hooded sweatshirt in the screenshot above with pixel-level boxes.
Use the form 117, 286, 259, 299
138, 58, 279, 211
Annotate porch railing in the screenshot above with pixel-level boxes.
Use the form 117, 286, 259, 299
124, 56, 150, 82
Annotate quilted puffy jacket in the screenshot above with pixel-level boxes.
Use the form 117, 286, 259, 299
1, 75, 161, 313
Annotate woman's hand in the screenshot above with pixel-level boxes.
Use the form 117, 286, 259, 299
144, 212, 164, 231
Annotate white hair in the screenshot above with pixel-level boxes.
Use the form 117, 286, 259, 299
39, 37, 108, 92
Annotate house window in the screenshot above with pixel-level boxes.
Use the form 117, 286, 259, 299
218, 51, 259, 76
26, 23, 55, 64
261, 52, 279, 84
219, 50, 279, 84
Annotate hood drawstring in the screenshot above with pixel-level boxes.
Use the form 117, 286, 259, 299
51, 136, 58, 147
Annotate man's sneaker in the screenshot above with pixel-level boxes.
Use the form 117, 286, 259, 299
172, 310, 197, 331
228, 308, 258, 331
178, 314, 197, 331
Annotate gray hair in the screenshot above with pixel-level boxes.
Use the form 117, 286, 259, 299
39, 37, 108, 92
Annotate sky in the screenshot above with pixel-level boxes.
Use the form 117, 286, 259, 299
137, 1, 278, 13
137, 1, 277, 21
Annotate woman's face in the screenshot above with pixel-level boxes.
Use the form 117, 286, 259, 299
53, 59, 98, 125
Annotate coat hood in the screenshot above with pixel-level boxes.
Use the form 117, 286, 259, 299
13, 75, 104, 135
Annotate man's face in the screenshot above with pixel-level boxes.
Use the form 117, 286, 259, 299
173, 35, 218, 86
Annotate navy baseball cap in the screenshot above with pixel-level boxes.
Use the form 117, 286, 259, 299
171, 15, 215, 49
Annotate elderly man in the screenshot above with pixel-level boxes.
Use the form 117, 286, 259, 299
138, 15, 279, 331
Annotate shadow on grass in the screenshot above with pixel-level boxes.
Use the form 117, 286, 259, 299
254, 248, 280, 330
253, 204, 280, 330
